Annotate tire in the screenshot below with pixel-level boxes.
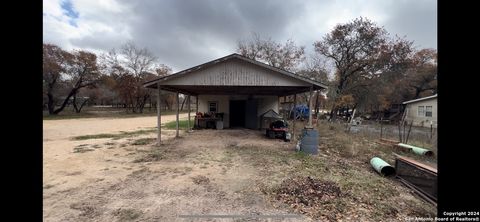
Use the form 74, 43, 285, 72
268, 130, 276, 139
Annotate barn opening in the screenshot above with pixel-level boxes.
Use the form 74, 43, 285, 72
230, 100, 246, 128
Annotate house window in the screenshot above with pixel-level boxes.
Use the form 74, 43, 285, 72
418, 106, 425, 117
208, 101, 218, 112
425, 106, 433, 117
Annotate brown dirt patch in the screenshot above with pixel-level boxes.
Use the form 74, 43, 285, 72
43, 116, 436, 221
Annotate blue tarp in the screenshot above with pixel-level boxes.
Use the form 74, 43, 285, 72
290, 104, 309, 119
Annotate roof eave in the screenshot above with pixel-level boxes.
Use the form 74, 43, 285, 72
402, 94, 438, 104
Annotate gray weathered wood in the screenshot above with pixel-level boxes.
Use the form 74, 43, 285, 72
157, 84, 161, 145
161, 59, 310, 87
187, 95, 191, 131
176, 92, 180, 137
292, 94, 296, 141
308, 85, 313, 128
195, 96, 199, 128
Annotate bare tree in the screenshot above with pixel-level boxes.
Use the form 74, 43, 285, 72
406, 49, 437, 98
43, 44, 70, 114
101, 42, 171, 113
314, 17, 415, 119
155, 64, 172, 77
43, 44, 101, 115
237, 33, 305, 72
297, 56, 330, 115
237, 33, 264, 61
121, 42, 157, 77
56, 50, 100, 114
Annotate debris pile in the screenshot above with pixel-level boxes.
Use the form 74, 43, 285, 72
273, 176, 342, 217
191, 175, 210, 185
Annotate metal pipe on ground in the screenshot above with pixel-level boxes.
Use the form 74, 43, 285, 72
397, 143, 434, 156
370, 157, 396, 176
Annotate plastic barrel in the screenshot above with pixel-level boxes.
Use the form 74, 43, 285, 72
300, 129, 318, 155
216, 121, 223, 130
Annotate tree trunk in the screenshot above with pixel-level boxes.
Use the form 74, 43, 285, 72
77, 99, 89, 113
53, 89, 77, 114
138, 95, 149, 113
72, 94, 78, 112
73, 94, 89, 113
414, 88, 421, 99
47, 93, 55, 114
180, 96, 187, 111
329, 106, 338, 121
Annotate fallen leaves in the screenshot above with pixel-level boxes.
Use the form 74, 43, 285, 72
271, 176, 343, 220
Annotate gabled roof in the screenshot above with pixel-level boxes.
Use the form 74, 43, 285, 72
403, 94, 437, 104
143, 53, 328, 89
260, 109, 282, 119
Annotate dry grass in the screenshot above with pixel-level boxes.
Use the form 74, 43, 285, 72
230, 120, 438, 221
131, 138, 156, 145
72, 129, 157, 140
191, 175, 210, 185
112, 208, 142, 221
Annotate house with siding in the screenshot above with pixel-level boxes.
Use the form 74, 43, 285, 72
402, 94, 437, 128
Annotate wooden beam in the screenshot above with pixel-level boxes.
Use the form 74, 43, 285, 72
308, 85, 313, 128
187, 95, 191, 131
196, 96, 199, 128
292, 93, 296, 141
176, 92, 179, 138
157, 84, 162, 145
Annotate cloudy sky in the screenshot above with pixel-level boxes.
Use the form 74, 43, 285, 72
43, 0, 437, 72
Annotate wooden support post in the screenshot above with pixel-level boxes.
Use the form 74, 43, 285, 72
156, 84, 161, 145
187, 95, 191, 131
195, 96, 199, 127
308, 86, 313, 128
292, 94, 297, 141
176, 92, 179, 138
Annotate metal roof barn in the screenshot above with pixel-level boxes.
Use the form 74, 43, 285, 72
143, 53, 327, 145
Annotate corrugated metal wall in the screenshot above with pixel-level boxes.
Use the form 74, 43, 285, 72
162, 59, 309, 87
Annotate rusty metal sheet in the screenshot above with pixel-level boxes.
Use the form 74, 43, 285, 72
395, 155, 437, 204
380, 138, 399, 144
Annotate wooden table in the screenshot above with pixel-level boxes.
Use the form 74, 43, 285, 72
195, 116, 221, 129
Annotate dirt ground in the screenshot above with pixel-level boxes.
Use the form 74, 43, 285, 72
43, 114, 297, 221
43, 116, 436, 221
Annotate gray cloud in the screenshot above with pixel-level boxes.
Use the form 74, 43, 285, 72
382, 0, 437, 49
43, 0, 437, 71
